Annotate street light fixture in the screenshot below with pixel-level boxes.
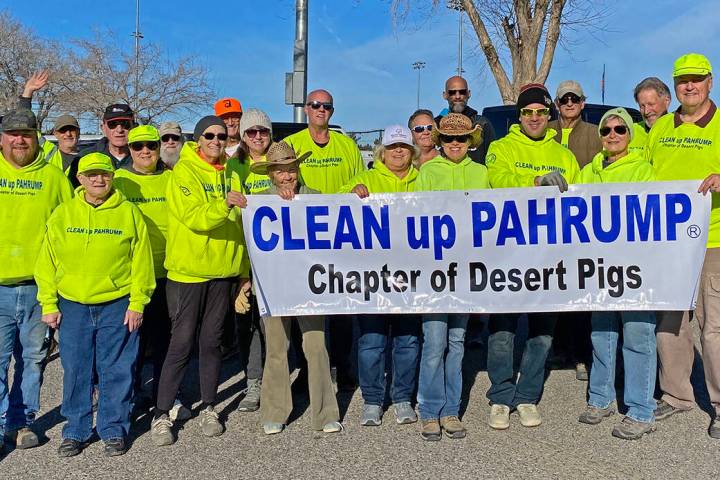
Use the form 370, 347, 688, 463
447, 0, 464, 77
412, 61, 426, 109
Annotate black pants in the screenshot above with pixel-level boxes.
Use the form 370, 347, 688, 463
155, 278, 234, 411
236, 299, 266, 381
552, 311, 592, 364
135, 278, 171, 403
329, 315, 356, 384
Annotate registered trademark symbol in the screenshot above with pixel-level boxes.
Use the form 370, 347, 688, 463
687, 225, 701, 238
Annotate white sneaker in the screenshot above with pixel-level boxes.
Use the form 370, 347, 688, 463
169, 400, 191, 421
516, 403, 542, 427
322, 421, 343, 433
489, 404, 510, 430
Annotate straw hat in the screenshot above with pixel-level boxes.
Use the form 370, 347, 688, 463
431, 113, 482, 147
249, 141, 311, 175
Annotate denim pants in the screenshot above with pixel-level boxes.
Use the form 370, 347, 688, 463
58, 296, 138, 442
357, 314, 420, 406
589, 311, 657, 422
0, 284, 47, 435
417, 313, 468, 420
487, 313, 556, 407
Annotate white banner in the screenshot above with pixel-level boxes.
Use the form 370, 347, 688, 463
242, 181, 711, 317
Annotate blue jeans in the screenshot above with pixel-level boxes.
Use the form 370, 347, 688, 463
417, 313, 468, 420
358, 314, 420, 406
589, 311, 657, 422
487, 313, 556, 407
58, 296, 138, 441
0, 284, 47, 435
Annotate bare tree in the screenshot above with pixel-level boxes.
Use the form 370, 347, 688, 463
392, 0, 608, 104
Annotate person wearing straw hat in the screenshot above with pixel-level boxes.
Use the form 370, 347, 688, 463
414, 113, 489, 441
35, 152, 155, 457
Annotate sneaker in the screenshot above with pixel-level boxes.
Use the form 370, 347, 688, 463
360, 404, 382, 426
654, 399, 689, 421
151, 414, 175, 446
578, 405, 614, 425
322, 421, 343, 433
57, 438, 85, 458
103, 437, 127, 457
5, 427, 39, 449
575, 363, 589, 381
263, 422, 285, 435
516, 404, 542, 427
440, 415, 466, 439
611, 417, 656, 440
198, 406, 224, 437
419, 419, 441, 441
237, 379, 261, 412
169, 400, 192, 421
489, 404, 510, 430
709, 415, 720, 439
393, 402, 417, 425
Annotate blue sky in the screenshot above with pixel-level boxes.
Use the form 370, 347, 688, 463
4, 0, 719, 132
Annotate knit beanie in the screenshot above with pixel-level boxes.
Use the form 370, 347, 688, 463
599, 107, 635, 141
516, 83, 553, 114
193, 115, 227, 141
239, 108, 273, 139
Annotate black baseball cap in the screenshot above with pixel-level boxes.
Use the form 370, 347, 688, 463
103, 103, 134, 122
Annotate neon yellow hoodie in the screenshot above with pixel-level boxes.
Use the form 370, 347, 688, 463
114, 166, 172, 278
164, 142, 249, 283
0, 149, 73, 285
628, 123, 649, 155
415, 155, 489, 191
486, 124, 580, 188
339, 160, 418, 193
240, 153, 273, 193
34, 187, 155, 314
578, 150, 655, 184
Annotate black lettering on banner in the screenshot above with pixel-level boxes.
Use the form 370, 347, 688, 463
626, 265, 642, 289
309, 264, 326, 294
430, 269, 446, 292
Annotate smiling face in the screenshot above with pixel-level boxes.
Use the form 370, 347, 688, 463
440, 136, 470, 162
198, 125, 227, 163
0, 130, 39, 168
54, 126, 79, 154
519, 102, 550, 139
557, 93, 584, 122
443, 77, 471, 113
221, 112, 242, 138
600, 116, 630, 158
382, 143, 413, 175
101, 119, 131, 149
129, 142, 160, 173
78, 170, 113, 201
242, 125, 272, 157
410, 113, 435, 149
304, 90, 334, 128
636, 88, 670, 128
674, 74, 713, 110
268, 163, 299, 189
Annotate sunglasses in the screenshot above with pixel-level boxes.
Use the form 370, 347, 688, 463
447, 89, 468, 96
106, 119, 132, 130
129, 141, 159, 151
599, 125, 628, 137
245, 128, 270, 138
440, 134, 470, 143
520, 107, 550, 117
161, 134, 180, 142
559, 93, 582, 105
412, 124, 433, 133
306, 101, 334, 111
56, 126, 78, 134
202, 132, 228, 141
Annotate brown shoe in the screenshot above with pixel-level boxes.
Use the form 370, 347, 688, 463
420, 419, 441, 441
440, 415, 466, 439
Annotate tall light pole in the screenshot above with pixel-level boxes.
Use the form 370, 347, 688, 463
412, 61, 426, 109
285, 0, 308, 123
132, 0, 143, 114
447, 0, 464, 77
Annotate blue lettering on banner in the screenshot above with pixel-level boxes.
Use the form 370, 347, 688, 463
253, 206, 279, 251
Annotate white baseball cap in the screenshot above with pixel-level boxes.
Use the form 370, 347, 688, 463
382, 125, 413, 147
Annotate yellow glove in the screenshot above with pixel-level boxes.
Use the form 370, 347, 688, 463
234, 282, 252, 314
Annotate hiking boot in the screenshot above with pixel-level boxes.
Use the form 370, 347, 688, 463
440, 415, 466, 439
360, 404, 382, 426
103, 437, 127, 457
709, 415, 720, 439
198, 406, 224, 437
579, 405, 614, 425
419, 419, 441, 441
169, 399, 191, 421
489, 404, 510, 430
5, 427, 39, 449
575, 362, 589, 381
517, 404, 542, 427
654, 399, 689, 421
263, 422, 285, 435
237, 379, 262, 412
393, 402, 417, 425
322, 421, 343, 433
611, 417, 656, 440
151, 414, 175, 446
57, 438, 85, 458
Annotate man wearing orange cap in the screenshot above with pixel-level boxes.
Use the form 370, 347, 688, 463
214, 98, 243, 158
648, 53, 720, 439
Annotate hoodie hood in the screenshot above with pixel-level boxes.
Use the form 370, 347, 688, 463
178, 141, 226, 172
0, 146, 46, 173
73, 186, 126, 210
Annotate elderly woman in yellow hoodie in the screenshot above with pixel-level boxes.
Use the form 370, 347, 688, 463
339, 125, 422, 428
35, 152, 155, 458
576, 108, 658, 441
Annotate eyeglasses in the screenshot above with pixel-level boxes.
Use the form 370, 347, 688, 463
129, 141, 159, 151
599, 125, 628, 136
56, 126, 78, 134
306, 101, 334, 111
202, 132, 228, 141
559, 93, 582, 105
412, 124, 433, 133
106, 119, 132, 130
447, 89, 468, 96
439, 134, 470, 143
520, 107, 550, 117
245, 128, 270, 138
161, 134, 180, 142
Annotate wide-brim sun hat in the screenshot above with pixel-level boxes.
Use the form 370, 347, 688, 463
249, 141, 311, 175
431, 113, 482, 148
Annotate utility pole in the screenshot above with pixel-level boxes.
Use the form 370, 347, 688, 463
132, 0, 143, 114
285, 0, 308, 123
412, 61, 426, 109
447, 0, 464, 77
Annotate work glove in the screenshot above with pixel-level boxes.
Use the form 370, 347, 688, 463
234, 282, 252, 314
539, 171, 568, 192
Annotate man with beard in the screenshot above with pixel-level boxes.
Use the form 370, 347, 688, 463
159, 122, 184, 169
434, 76, 495, 164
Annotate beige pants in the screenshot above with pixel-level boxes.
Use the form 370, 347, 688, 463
260, 315, 339, 430
657, 247, 720, 415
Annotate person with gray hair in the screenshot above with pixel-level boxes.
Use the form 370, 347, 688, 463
407, 109, 437, 167
158, 122, 184, 169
